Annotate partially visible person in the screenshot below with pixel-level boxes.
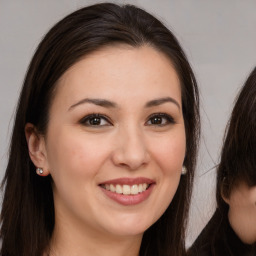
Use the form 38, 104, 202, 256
188, 67, 256, 256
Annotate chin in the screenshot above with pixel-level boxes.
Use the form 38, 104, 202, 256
238, 234, 256, 245
104, 216, 155, 237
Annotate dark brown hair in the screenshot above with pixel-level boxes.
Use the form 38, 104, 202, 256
205, 67, 256, 255
1, 3, 200, 256
187, 67, 256, 256
217, 66, 256, 211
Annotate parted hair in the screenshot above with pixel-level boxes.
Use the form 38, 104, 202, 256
0, 3, 200, 256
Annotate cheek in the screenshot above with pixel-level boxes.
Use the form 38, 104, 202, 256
150, 131, 186, 174
247, 201, 256, 236
45, 129, 111, 179
228, 198, 256, 243
229, 192, 256, 220
148, 131, 185, 214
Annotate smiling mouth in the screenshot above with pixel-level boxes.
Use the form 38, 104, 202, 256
100, 183, 150, 195
99, 178, 155, 205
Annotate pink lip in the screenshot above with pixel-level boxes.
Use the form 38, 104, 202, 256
99, 177, 155, 186
99, 177, 155, 206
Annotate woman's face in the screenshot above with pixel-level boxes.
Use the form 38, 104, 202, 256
227, 182, 256, 244
41, 45, 186, 238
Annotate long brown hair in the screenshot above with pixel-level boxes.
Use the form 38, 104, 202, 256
217, 66, 256, 212
1, 3, 200, 256
207, 67, 256, 254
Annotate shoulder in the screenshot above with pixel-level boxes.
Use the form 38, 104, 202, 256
187, 210, 225, 256
187, 226, 212, 256
187, 209, 256, 256
187, 241, 211, 256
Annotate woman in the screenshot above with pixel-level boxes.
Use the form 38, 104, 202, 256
0, 3, 200, 256
188, 67, 256, 256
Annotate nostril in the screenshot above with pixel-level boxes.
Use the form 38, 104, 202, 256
111, 133, 150, 169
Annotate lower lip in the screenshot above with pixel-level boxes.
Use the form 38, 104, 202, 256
100, 184, 154, 206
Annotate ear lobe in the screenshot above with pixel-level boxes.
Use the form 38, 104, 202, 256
25, 123, 50, 176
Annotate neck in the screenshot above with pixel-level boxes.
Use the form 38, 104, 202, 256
48, 218, 142, 256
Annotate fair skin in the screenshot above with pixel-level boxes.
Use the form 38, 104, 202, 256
26, 45, 186, 256
224, 182, 256, 244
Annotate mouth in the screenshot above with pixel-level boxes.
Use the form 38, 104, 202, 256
100, 183, 150, 195
99, 177, 155, 205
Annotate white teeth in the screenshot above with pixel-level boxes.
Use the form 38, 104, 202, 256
116, 184, 122, 194
131, 185, 138, 195
123, 185, 131, 195
110, 184, 115, 192
142, 183, 147, 191
103, 183, 149, 195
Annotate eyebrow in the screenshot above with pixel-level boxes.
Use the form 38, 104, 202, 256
69, 96, 180, 111
145, 97, 180, 109
69, 98, 117, 110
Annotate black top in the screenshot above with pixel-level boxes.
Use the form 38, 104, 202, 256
187, 210, 256, 256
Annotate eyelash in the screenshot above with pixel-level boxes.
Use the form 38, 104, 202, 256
79, 113, 175, 127
79, 114, 112, 126
146, 113, 175, 126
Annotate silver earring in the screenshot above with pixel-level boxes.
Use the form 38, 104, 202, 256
181, 166, 187, 175
36, 167, 43, 175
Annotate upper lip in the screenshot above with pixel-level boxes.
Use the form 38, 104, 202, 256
99, 177, 155, 186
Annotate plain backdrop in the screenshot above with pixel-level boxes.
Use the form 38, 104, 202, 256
0, 0, 255, 246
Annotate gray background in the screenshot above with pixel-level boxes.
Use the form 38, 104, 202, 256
0, 0, 255, 246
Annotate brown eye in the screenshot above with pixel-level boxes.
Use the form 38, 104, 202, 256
151, 116, 163, 125
146, 113, 175, 126
89, 117, 102, 125
80, 114, 111, 126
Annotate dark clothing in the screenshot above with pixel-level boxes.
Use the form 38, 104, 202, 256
187, 210, 256, 256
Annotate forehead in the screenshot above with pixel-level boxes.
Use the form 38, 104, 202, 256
53, 45, 181, 107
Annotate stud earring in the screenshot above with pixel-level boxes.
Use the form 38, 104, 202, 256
181, 166, 187, 175
36, 167, 43, 175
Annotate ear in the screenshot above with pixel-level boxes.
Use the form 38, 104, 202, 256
221, 192, 230, 205
221, 179, 230, 205
25, 123, 50, 176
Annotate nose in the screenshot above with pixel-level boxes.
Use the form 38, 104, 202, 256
112, 126, 150, 170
